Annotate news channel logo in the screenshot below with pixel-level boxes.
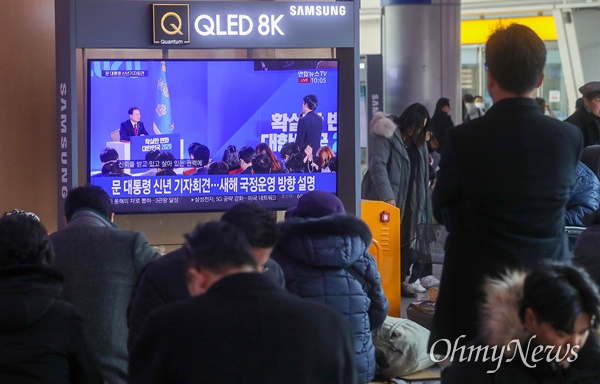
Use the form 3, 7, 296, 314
152, 4, 190, 45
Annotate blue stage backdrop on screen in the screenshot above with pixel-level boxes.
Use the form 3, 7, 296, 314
88, 59, 339, 213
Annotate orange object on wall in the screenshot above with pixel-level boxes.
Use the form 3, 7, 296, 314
361, 200, 401, 317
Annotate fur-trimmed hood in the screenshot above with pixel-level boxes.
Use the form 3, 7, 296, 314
479, 270, 529, 348
275, 214, 372, 268
480, 270, 600, 350
370, 111, 397, 139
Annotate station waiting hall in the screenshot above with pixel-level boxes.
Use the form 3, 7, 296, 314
1, 0, 599, 383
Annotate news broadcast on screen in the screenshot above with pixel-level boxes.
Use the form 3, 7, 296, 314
87, 59, 339, 213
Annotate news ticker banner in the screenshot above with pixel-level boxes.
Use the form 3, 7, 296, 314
76, 2, 355, 49
91, 172, 336, 213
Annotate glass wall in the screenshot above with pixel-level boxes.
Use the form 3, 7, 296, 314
460, 41, 568, 121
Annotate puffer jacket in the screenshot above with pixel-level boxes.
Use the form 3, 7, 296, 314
271, 214, 389, 384
565, 162, 600, 227
442, 271, 600, 384
361, 111, 429, 223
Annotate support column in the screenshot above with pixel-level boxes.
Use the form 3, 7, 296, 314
381, 0, 461, 117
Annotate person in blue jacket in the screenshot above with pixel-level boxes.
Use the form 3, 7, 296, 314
565, 162, 600, 227
271, 190, 389, 384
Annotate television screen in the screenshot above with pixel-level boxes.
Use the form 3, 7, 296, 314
87, 59, 338, 213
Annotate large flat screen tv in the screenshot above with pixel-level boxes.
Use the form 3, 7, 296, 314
87, 59, 338, 213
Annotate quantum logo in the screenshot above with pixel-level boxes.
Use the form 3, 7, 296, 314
152, 4, 190, 45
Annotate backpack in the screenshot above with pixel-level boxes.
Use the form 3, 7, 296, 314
371, 316, 437, 379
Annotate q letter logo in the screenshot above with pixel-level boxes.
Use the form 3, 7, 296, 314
153, 4, 190, 45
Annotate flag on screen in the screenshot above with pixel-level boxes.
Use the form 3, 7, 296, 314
153, 61, 174, 134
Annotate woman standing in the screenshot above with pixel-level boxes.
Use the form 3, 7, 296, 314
361, 103, 438, 297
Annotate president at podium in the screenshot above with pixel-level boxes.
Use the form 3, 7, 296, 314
120, 106, 149, 140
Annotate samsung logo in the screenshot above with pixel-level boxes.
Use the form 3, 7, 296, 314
289, 5, 346, 16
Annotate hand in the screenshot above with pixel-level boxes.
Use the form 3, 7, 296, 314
386, 199, 396, 207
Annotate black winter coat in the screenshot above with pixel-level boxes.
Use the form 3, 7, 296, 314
0, 266, 101, 384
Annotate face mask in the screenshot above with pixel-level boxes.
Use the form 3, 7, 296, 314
475, 102, 484, 109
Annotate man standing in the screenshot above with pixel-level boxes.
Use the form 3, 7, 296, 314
50, 186, 159, 384
295, 94, 323, 152
429, 24, 582, 354
129, 221, 356, 384
566, 81, 600, 148
119, 106, 149, 140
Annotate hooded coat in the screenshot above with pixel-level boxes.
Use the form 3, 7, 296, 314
0, 266, 101, 384
442, 271, 600, 383
271, 214, 389, 384
361, 111, 430, 224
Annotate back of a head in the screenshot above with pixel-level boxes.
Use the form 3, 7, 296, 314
280, 142, 300, 159
252, 153, 273, 174
64, 185, 113, 222
184, 221, 256, 273
485, 24, 546, 95
156, 151, 175, 168
285, 151, 305, 173
221, 202, 278, 248
192, 144, 210, 167
521, 263, 600, 333
221, 145, 240, 170
101, 161, 124, 176
316, 146, 334, 166
100, 147, 119, 163
145, 149, 161, 162
238, 146, 256, 164
188, 142, 200, 157
303, 94, 318, 111
463, 94, 474, 103
435, 97, 450, 111
208, 161, 229, 175
0, 215, 53, 269
285, 190, 345, 219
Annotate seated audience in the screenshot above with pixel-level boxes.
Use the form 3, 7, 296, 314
328, 155, 338, 172
285, 151, 307, 173
301, 144, 322, 173
192, 144, 210, 175
280, 142, 300, 169
256, 143, 283, 173
100, 147, 119, 164
0, 214, 102, 384
155, 151, 177, 176
137, 149, 160, 177
565, 162, 600, 227
128, 202, 284, 352
442, 263, 600, 383
50, 186, 159, 384
252, 153, 273, 174
238, 146, 255, 174
573, 208, 600, 287
182, 142, 200, 176
271, 191, 389, 383
316, 145, 335, 172
129, 221, 356, 384
222, 145, 243, 175
101, 160, 127, 177
208, 161, 229, 175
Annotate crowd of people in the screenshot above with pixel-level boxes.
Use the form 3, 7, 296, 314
3, 22, 600, 384
0, 188, 386, 384
97, 141, 338, 177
